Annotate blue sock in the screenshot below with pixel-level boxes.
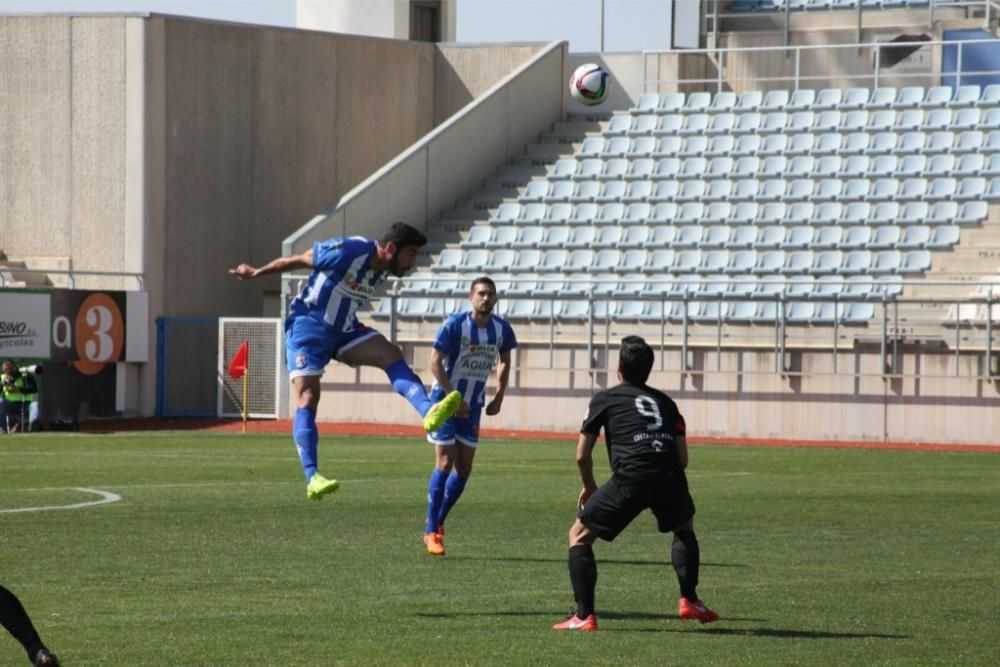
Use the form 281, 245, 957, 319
385, 359, 434, 416
425, 468, 448, 534
437, 471, 469, 528
293, 407, 319, 482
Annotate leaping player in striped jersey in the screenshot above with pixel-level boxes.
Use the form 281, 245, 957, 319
230, 222, 463, 500
422, 276, 517, 556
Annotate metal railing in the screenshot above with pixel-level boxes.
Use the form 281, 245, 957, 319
641, 35, 1000, 94
0, 268, 145, 290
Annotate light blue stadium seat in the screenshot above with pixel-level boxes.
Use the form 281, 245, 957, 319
602, 137, 632, 157
869, 250, 901, 274
705, 113, 736, 135
757, 111, 786, 134
758, 155, 785, 178
619, 181, 651, 204
841, 249, 872, 274
869, 225, 901, 249
510, 226, 542, 248
568, 202, 598, 225
596, 226, 625, 247
649, 248, 676, 272
812, 87, 844, 111
645, 225, 672, 247
753, 225, 783, 249
510, 249, 543, 273
752, 249, 784, 274
922, 86, 952, 109
735, 90, 763, 111
730, 156, 758, 178
648, 180, 678, 203
753, 275, 784, 301
898, 177, 928, 200
655, 157, 682, 179
627, 114, 659, 136
569, 180, 600, 202
728, 300, 759, 321
813, 275, 845, 300
622, 202, 651, 224
731, 202, 760, 225
590, 248, 620, 272
572, 158, 604, 181
594, 202, 625, 225
927, 153, 956, 177
897, 154, 926, 178
780, 225, 812, 249
843, 275, 874, 299
705, 134, 735, 157
671, 201, 702, 224
700, 180, 730, 202
953, 107, 982, 131
676, 180, 706, 202
579, 137, 605, 157
760, 89, 789, 111
736, 111, 764, 134
927, 177, 957, 199
550, 159, 580, 181
733, 178, 761, 200
785, 276, 816, 299
950, 85, 981, 108
866, 87, 897, 109
523, 202, 548, 224
567, 226, 597, 248
957, 201, 988, 225
707, 90, 740, 113
560, 249, 591, 273
869, 202, 899, 226
899, 249, 931, 274
841, 302, 875, 322
868, 131, 897, 155
756, 179, 787, 202
539, 226, 570, 248
605, 115, 633, 136
541, 202, 571, 225
896, 86, 924, 108
643, 114, 684, 136
950, 130, 981, 156
678, 157, 707, 180
543, 181, 575, 203
841, 155, 870, 178
601, 158, 628, 179
786, 301, 815, 322
781, 179, 811, 202
921, 108, 952, 132
755, 202, 784, 226
781, 202, 811, 226
838, 226, 872, 249
708, 156, 735, 177
839, 178, 869, 201
841, 201, 870, 226
952, 153, 984, 177
503, 298, 541, 320
977, 83, 1000, 106
652, 135, 682, 158
788, 88, 817, 110
927, 225, 960, 249
787, 132, 816, 155
618, 225, 651, 248
868, 177, 898, 201
698, 250, 730, 274
483, 248, 516, 273
814, 110, 842, 133
463, 226, 494, 248
814, 250, 842, 274
732, 134, 761, 156
683, 91, 712, 113
623, 136, 655, 158
649, 202, 678, 224
866, 109, 896, 133
842, 87, 870, 109
656, 92, 686, 113
705, 225, 732, 248
629, 94, 659, 115
875, 275, 903, 299
840, 110, 868, 133
674, 224, 702, 248
678, 135, 707, 157
839, 132, 869, 155
983, 155, 1000, 179
983, 108, 1000, 130
897, 225, 929, 249
679, 113, 709, 135
954, 177, 986, 200
520, 180, 550, 202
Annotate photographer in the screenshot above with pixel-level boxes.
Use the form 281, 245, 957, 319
1, 359, 41, 434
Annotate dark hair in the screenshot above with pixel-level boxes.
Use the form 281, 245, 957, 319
469, 276, 497, 293
380, 222, 427, 250
619, 336, 654, 385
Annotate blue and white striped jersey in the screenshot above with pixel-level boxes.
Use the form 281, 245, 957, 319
288, 237, 386, 333
431, 311, 517, 410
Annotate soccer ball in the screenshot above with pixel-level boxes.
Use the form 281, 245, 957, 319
569, 63, 609, 106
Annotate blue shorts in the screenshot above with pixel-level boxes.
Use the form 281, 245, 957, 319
427, 408, 482, 448
285, 316, 380, 378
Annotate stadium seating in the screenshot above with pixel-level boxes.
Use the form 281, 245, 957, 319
402, 84, 999, 324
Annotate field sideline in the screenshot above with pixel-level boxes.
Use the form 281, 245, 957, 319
2, 432, 999, 666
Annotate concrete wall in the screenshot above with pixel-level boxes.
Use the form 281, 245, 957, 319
297, 0, 408, 39
284, 40, 566, 255
0, 16, 129, 289
313, 342, 1000, 446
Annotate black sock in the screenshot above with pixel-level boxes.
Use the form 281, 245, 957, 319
0, 585, 43, 654
672, 530, 700, 602
568, 544, 598, 618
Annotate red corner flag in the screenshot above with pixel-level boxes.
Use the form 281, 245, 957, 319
228, 340, 249, 380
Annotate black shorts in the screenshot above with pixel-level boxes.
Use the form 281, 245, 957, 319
578, 473, 695, 542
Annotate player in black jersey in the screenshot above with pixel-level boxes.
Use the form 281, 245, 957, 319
553, 336, 719, 631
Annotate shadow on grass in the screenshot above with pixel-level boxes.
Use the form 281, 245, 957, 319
416, 610, 767, 623
447, 555, 746, 568
606, 626, 910, 639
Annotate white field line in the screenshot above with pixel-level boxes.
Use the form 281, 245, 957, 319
0, 487, 122, 514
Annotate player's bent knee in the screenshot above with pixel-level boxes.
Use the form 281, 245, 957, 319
568, 519, 597, 547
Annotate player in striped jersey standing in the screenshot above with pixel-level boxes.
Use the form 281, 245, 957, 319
230, 223, 463, 501
422, 276, 517, 556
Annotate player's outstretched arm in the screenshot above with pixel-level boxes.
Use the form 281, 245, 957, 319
229, 248, 314, 280
485, 349, 512, 416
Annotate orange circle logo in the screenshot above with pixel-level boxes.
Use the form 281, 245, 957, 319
73, 293, 124, 376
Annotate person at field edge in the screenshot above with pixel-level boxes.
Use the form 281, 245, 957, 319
229, 223, 463, 500
1, 360, 41, 434
1, 585, 59, 666
422, 276, 517, 556
553, 336, 719, 631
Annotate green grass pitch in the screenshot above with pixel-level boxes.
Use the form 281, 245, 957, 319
2, 432, 999, 666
